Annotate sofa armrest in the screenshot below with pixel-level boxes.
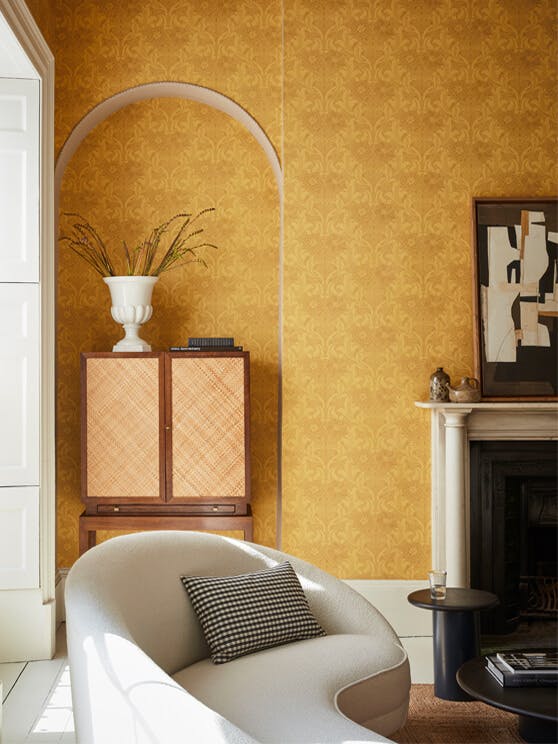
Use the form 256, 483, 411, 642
66, 622, 257, 744
65, 573, 258, 744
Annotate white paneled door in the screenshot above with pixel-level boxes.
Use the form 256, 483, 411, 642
0, 283, 39, 487
0, 75, 40, 594
0, 77, 39, 283
0, 3, 55, 661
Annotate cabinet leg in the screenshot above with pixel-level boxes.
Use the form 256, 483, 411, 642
244, 521, 253, 542
79, 520, 97, 555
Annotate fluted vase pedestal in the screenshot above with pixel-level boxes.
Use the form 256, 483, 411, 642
103, 275, 158, 352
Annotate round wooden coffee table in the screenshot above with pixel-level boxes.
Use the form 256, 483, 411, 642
457, 657, 558, 743
407, 588, 499, 701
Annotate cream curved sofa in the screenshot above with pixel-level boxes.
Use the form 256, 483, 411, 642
65, 531, 410, 743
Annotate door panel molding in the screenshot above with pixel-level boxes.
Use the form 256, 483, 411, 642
0, 486, 39, 589
0, 284, 39, 485
0, 77, 39, 281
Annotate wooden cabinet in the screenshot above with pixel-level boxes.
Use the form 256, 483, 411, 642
79, 351, 252, 552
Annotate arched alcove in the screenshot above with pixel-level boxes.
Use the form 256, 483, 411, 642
55, 83, 283, 565
55, 82, 282, 195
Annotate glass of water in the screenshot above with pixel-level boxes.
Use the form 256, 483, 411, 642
428, 569, 447, 599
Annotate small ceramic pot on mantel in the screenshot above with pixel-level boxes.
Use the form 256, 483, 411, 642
448, 377, 481, 403
103, 275, 158, 352
429, 367, 450, 402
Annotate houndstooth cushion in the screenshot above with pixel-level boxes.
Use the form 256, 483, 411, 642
181, 561, 326, 664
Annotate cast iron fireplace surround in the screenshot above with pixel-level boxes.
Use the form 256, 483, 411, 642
470, 440, 558, 635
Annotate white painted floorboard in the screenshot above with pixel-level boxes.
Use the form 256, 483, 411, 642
0, 625, 75, 744
0, 664, 25, 704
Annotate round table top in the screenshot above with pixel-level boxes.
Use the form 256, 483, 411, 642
407, 587, 499, 612
457, 657, 558, 721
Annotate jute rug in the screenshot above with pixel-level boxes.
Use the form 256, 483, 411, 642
391, 685, 523, 743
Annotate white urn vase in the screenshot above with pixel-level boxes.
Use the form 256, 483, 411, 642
103, 275, 159, 352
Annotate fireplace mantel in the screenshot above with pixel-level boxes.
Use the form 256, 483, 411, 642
415, 401, 558, 587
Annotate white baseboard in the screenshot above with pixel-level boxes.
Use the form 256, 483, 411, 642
56, 568, 69, 624
345, 579, 434, 683
400, 636, 434, 683
56, 570, 434, 683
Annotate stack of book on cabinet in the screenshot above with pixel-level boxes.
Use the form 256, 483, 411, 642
486, 650, 558, 687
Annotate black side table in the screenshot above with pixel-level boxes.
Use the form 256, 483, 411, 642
408, 587, 499, 701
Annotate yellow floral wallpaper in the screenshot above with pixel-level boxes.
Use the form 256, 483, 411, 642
25, 0, 55, 50
52, 0, 282, 158
281, 0, 557, 577
27, 0, 557, 576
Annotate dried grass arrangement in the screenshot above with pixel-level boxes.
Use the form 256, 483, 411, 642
59, 209, 218, 277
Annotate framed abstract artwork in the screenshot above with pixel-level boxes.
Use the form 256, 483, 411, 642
472, 197, 558, 400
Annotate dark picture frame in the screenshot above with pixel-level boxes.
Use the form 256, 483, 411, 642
472, 197, 558, 400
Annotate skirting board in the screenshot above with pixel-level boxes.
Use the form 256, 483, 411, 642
345, 580, 434, 684
56, 568, 69, 624
56, 570, 433, 682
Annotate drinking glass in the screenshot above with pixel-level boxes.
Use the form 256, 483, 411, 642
428, 569, 447, 599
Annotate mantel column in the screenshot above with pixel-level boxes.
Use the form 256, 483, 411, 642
443, 409, 472, 587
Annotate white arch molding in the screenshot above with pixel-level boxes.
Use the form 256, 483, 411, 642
55, 81, 285, 548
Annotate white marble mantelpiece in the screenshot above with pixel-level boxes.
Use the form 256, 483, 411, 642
415, 401, 558, 588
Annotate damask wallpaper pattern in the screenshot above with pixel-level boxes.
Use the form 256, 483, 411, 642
281, 0, 557, 577
24, 0, 55, 49
27, 0, 557, 576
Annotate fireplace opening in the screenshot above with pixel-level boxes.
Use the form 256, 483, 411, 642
469, 440, 558, 651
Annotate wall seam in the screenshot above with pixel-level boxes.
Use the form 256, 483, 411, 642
276, 0, 285, 551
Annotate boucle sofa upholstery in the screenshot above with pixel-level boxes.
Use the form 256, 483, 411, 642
65, 531, 410, 743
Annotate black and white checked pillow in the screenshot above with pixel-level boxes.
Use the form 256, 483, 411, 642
181, 561, 326, 664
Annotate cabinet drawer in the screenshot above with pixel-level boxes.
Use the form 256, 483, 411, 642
96, 503, 238, 515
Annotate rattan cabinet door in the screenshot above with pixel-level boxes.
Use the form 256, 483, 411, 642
167, 353, 250, 505
82, 354, 164, 503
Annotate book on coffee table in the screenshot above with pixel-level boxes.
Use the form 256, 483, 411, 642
486, 653, 558, 688
496, 651, 558, 674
